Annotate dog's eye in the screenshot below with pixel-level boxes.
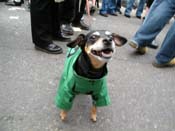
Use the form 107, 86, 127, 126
90, 35, 97, 40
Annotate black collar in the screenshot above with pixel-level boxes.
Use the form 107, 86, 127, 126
74, 52, 107, 79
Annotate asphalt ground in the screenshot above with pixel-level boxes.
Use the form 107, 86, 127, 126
0, 2, 175, 131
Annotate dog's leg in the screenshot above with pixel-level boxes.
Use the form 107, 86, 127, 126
60, 110, 67, 121
90, 106, 97, 122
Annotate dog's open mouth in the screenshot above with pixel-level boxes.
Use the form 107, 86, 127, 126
91, 48, 114, 59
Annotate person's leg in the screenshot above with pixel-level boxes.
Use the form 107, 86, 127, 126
61, 0, 76, 24
51, 3, 60, 37
51, 3, 71, 41
131, 0, 175, 47
116, 0, 122, 14
124, 0, 135, 17
60, 0, 76, 35
116, 0, 121, 9
136, 0, 146, 18
30, 0, 62, 54
99, 0, 109, 16
155, 22, 175, 64
108, 0, 117, 15
146, 0, 154, 8
72, 0, 86, 23
30, 0, 53, 47
72, 0, 89, 30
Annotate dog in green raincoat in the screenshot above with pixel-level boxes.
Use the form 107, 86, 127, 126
55, 30, 127, 122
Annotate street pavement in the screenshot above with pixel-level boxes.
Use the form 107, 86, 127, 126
0, 2, 175, 131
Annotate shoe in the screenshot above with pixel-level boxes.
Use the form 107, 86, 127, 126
152, 58, 175, 68
72, 20, 89, 30
5, 0, 22, 6
61, 24, 74, 36
128, 41, 147, 55
99, 13, 108, 17
129, 40, 159, 54
136, 15, 141, 19
117, 10, 122, 14
146, 40, 159, 49
110, 12, 118, 16
53, 32, 71, 42
35, 43, 63, 54
124, 14, 131, 18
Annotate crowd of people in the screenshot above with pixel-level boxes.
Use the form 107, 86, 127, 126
1, 0, 175, 68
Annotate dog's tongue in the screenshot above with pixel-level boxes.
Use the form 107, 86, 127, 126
102, 51, 112, 58
103, 50, 111, 54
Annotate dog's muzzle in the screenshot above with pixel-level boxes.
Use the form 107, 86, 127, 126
91, 47, 114, 59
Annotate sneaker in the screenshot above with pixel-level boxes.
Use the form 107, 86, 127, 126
72, 20, 89, 30
53, 32, 71, 42
61, 24, 74, 36
152, 58, 175, 68
128, 41, 147, 55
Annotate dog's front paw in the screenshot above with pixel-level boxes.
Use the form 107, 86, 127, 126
60, 110, 67, 121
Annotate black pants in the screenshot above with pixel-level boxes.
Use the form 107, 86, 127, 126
61, 0, 86, 24
146, 0, 154, 8
30, 0, 61, 47
73, 0, 86, 24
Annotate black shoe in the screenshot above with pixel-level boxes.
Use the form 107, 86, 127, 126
72, 20, 89, 30
124, 14, 131, 18
53, 32, 71, 42
99, 13, 108, 17
110, 12, 118, 16
35, 43, 63, 54
136, 15, 141, 19
146, 41, 159, 49
117, 10, 122, 14
5, 0, 22, 6
61, 24, 74, 36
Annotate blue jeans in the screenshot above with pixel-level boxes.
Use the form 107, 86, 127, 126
100, 0, 116, 14
131, 0, 175, 63
125, 0, 146, 17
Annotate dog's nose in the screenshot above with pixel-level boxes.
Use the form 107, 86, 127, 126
103, 39, 112, 46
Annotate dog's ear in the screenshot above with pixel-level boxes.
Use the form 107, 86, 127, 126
67, 34, 86, 48
112, 33, 127, 47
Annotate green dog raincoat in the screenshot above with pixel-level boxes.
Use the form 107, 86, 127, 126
55, 47, 111, 111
